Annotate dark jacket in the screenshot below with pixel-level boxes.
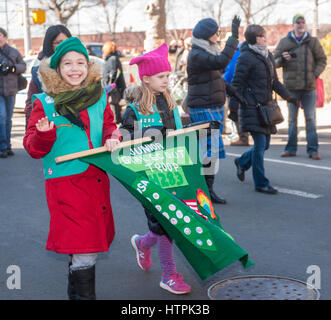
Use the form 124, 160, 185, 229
229, 42, 291, 135
25, 51, 43, 127
120, 93, 175, 235
0, 43, 26, 96
186, 36, 238, 108
121, 93, 177, 132
103, 52, 126, 96
273, 31, 327, 91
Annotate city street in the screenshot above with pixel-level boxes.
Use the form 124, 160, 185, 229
0, 104, 331, 300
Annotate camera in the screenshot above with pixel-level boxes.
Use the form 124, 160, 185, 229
289, 52, 297, 58
0, 63, 15, 75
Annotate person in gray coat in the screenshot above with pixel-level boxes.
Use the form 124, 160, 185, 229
0, 27, 26, 158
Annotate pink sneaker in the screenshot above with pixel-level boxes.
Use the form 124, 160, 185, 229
131, 234, 152, 271
160, 273, 191, 294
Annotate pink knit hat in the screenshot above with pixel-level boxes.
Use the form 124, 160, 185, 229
129, 43, 172, 79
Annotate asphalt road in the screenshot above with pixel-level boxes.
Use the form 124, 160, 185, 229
0, 110, 330, 300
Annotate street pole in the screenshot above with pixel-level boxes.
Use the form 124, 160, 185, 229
22, 0, 31, 56
5, 0, 9, 32
312, 0, 319, 37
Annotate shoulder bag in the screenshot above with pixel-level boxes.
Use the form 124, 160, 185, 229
248, 88, 284, 127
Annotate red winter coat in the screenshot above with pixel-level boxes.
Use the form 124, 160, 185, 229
24, 83, 120, 254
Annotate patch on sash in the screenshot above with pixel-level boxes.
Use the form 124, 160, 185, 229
45, 96, 54, 104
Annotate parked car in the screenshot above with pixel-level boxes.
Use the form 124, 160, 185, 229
85, 43, 103, 58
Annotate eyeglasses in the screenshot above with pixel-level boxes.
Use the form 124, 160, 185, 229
295, 21, 305, 24
257, 34, 266, 38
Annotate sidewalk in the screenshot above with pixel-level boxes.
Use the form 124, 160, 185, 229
277, 101, 331, 140
222, 101, 331, 145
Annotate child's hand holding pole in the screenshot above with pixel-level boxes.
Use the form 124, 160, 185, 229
105, 138, 120, 152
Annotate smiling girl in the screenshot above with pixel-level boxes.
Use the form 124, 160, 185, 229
23, 37, 120, 300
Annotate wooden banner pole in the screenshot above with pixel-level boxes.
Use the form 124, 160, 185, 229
55, 122, 210, 164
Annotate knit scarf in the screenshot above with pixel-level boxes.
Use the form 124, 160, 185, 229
191, 36, 221, 56
290, 31, 309, 44
248, 44, 269, 58
49, 81, 103, 129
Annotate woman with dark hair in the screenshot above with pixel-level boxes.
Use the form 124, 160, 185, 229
229, 25, 297, 194
24, 25, 72, 127
102, 41, 126, 124
186, 16, 241, 204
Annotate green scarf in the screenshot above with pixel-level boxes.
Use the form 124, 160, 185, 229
50, 81, 104, 129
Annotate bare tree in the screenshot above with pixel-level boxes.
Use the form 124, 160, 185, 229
216, 0, 225, 28
39, 0, 83, 26
234, 0, 279, 26
96, 0, 128, 36
144, 0, 167, 51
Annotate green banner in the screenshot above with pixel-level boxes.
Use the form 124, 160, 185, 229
80, 129, 254, 280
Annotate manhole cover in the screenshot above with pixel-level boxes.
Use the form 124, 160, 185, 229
208, 275, 319, 300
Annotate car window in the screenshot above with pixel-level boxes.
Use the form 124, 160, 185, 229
87, 45, 103, 58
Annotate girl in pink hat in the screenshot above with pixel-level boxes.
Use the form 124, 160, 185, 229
121, 43, 191, 295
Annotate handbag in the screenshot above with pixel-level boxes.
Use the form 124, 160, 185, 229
316, 78, 324, 108
248, 88, 284, 127
109, 86, 121, 105
17, 74, 28, 91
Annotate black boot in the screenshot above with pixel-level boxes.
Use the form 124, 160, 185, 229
68, 265, 96, 300
67, 262, 78, 300
205, 175, 226, 204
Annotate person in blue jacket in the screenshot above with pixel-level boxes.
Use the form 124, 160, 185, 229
223, 42, 249, 146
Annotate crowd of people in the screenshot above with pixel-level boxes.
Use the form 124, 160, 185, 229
0, 11, 327, 300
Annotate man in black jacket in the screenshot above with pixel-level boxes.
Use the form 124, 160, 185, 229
186, 16, 240, 204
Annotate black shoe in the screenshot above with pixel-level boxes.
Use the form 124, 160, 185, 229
234, 158, 245, 182
0, 149, 8, 158
7, 148, 14, 156
255, 186, 278, 195
205, 175, 227, 204
209, 190, 227, 204
69, 265, 96, 300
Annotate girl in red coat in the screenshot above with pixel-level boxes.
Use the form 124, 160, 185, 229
23, 37, 120, 300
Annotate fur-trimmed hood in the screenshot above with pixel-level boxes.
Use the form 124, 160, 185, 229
38, 57, 103, 95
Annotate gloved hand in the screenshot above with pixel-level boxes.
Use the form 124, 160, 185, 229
228, 111, 238, 122
287, 96, 299, 106
231, 15, 241, 39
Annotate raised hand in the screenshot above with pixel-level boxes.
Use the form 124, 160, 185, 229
231, 15, 241, 39
36, 117, 54, 132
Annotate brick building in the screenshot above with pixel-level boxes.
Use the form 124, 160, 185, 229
9, 24, 330, 57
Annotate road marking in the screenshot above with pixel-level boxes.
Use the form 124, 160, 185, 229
226, 152, 331, 171
226, 153, 325, 198
275, 187, 322, 199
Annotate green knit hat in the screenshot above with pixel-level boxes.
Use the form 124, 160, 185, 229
49, 37, 89, 69
292, 14, 305, 24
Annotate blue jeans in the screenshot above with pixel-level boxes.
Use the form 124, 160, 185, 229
285, 90, 318, 155
237, 133, 270, 189
0, 95, 16, 150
